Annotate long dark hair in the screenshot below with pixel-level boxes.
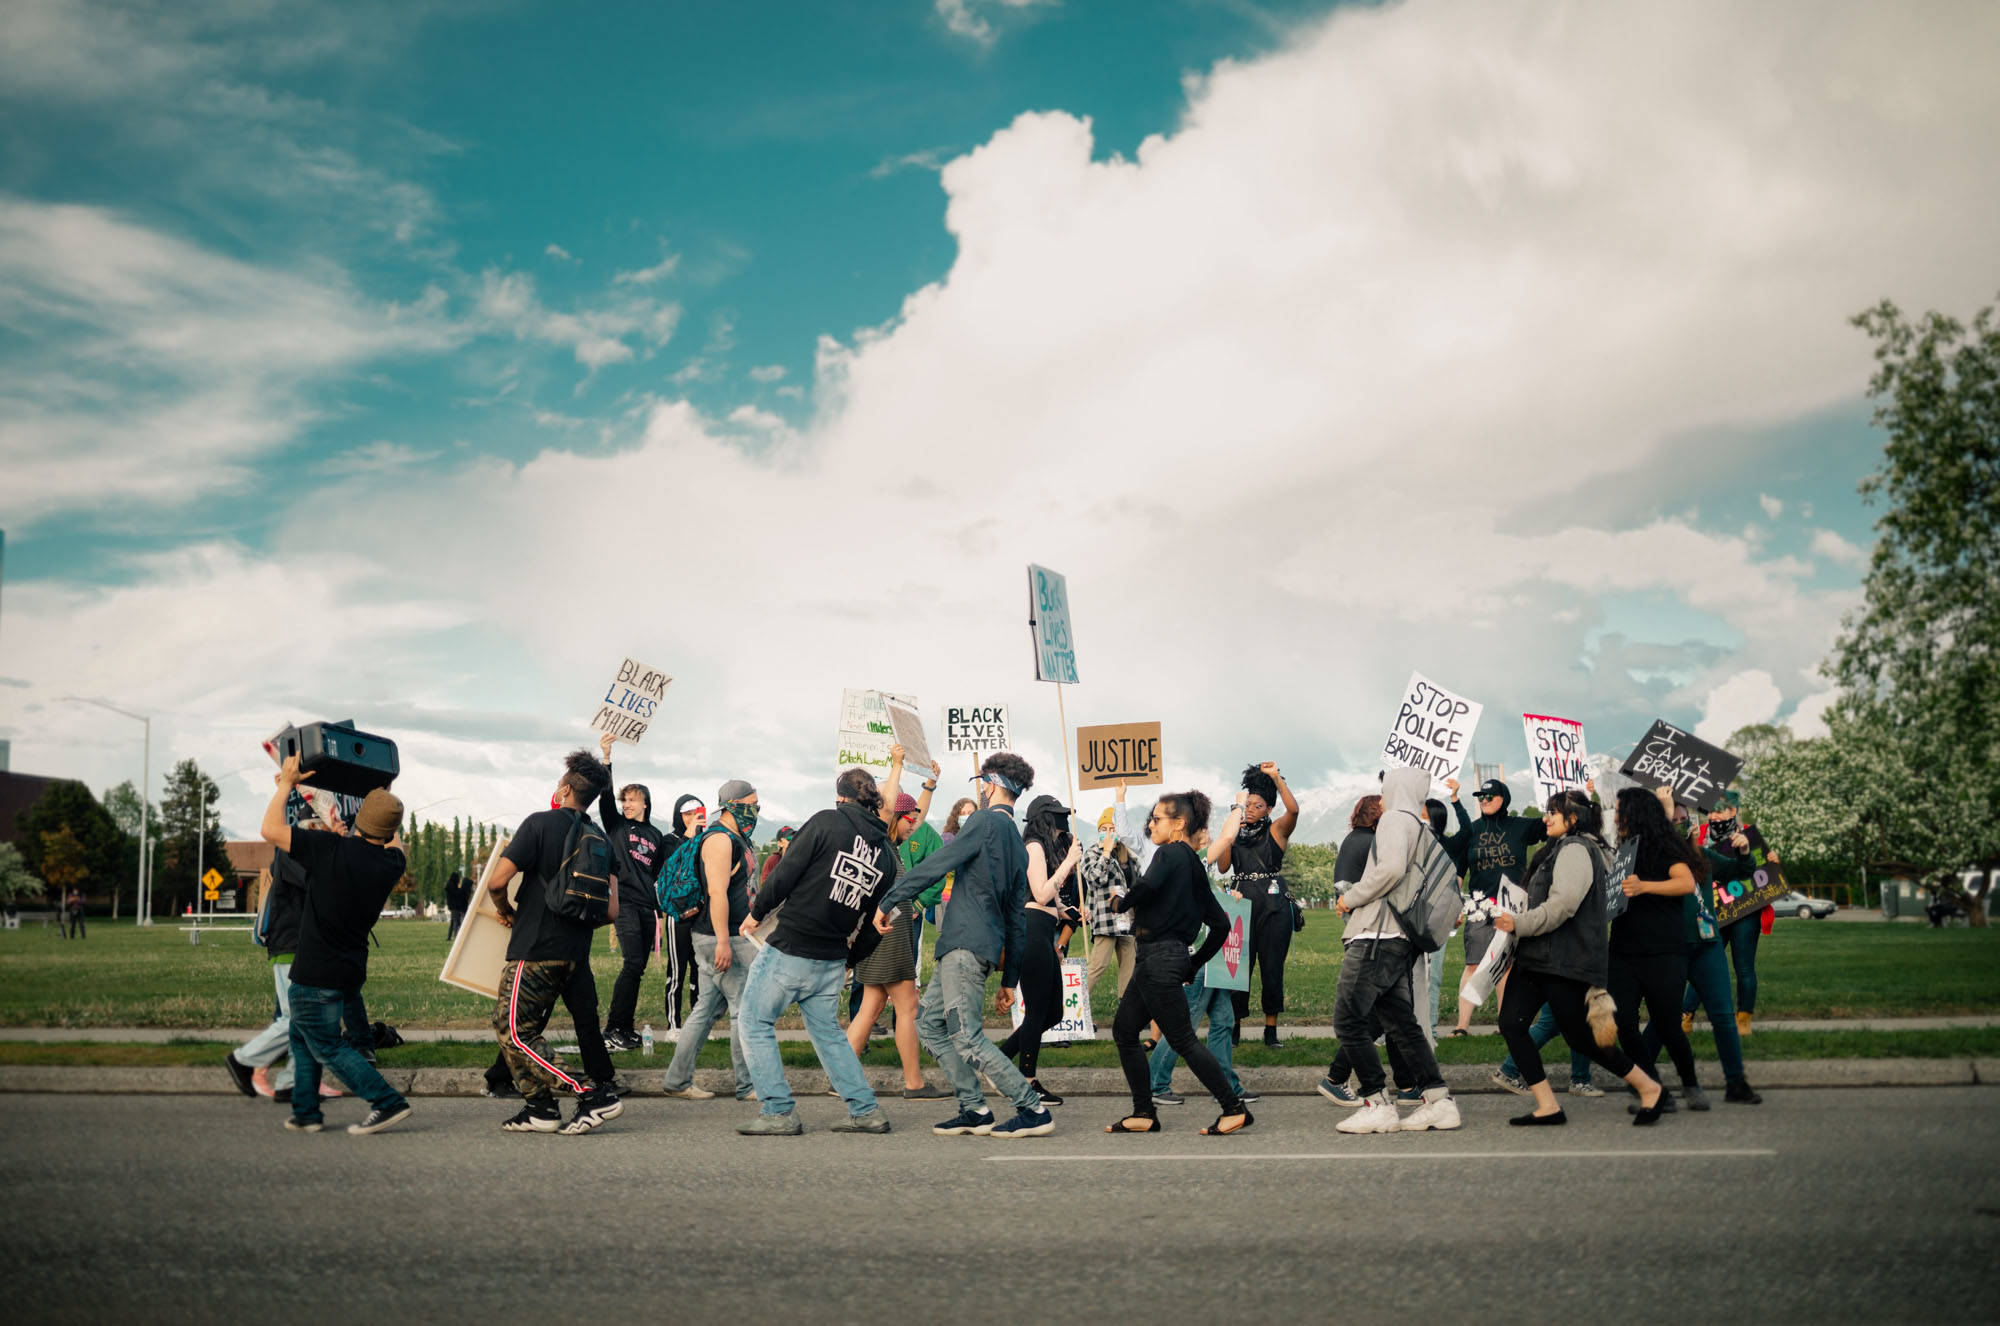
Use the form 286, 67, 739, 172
1544, 788, 1603, 841
1153, 790, 1212, 842
1615, 787, 1707, 883
1021, 795, 1073, 873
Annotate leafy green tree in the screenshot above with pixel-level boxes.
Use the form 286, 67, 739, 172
0, 843, 45, 905
1741, 714, 1912, 904
16, 781, 124, 910
40, 826, 90, 897
156, 759, 228, 916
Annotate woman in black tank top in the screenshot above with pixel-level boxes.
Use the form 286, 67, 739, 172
1208, 763, 1299, 1048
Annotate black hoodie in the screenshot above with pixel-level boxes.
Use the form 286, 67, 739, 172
1444, 783, 1548, 904
598, 768, 667, 914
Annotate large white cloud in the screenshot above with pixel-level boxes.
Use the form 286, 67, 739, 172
8, 0, 1999, 837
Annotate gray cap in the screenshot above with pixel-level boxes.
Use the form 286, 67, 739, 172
717, 778, 756, 803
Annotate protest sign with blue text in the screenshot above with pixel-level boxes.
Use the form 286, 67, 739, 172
1027, 564, 1079, 684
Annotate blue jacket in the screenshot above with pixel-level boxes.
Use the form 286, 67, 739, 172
878, 806, 1029, 986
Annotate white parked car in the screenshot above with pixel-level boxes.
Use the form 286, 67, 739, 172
1770, 890, 1836, 919
378, 905, 418, 919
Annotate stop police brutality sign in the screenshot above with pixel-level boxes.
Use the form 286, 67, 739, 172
1381, 671, 1483, 793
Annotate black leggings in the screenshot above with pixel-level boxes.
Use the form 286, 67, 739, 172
1497, 967, 1637, 1089
1114, 940, 1243, 1114
1229, 889, 1293, 1023
605, 907, 653, 1035
1608, 949, 1698, 1087
997, 910, 1063, 1079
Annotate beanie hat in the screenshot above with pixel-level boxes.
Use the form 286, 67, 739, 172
894, 792, 920, 816
354, 788, 404, 842
1096, 808, 1116, 832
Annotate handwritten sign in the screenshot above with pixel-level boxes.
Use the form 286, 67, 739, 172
1008, 957, 1097, 1039
883, 696, 935, 774
589, 657, 672, 744
1203, 890, 1252, 992
1028, 564, 1079, 684
1522, 712, 1591, 804
1712, 826, 1789, 927
837, 689, 915, 772
1076, 721, 1163, 789
1381, 672, 1484, 794
1620, 719, 1743, 811
943, 704, 1010, 753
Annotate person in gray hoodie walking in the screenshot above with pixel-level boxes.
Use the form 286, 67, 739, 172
1331, 767, 1460, 1134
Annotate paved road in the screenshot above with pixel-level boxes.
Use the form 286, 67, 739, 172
2, 1087, 1994, 1322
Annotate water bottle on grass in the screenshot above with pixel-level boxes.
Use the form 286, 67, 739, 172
641, 1023, 655, 1056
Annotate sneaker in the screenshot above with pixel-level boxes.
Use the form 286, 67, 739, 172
902, 1082, 953, 1100
736, 1113, 804, 1136
1682, 1083, 1711, 1112
318, 1081, 343, 1098
224, 1053, 256, 1097
1153, 1087, 1186, 1106
1316, 1078, 1364, 1107
1335, 1093, 1402, 1134
989, 1106, 1056, 1138
272, 1088, 291, 1105
933, 1107, 996, 1136
481, 1081, 521, 1100
1399, 1089, 1461, 1132
1724, 1077, 1764, 1105
251, 1066, 277, 1099
347, 1103, 413, 1135
602, 1030, 640, 1053
1030, 1080, 1065, 1108
831, 1110, 892, 1134
1262, 1027, 1283, 1049
561, 1089, 623, 1135
282, 1117, 323, 1133
1393, 1085, 1423, 1103
1568, 1080, 1604, 1098
501, 1102, 563, 1133
663, 1081, 715, 1100
1490, 1069, 1530, 1096
1239, 1089, 1261, 1104
736, 1089, 759, 1102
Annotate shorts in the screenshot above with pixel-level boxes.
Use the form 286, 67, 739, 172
1462, 918, 1497, 971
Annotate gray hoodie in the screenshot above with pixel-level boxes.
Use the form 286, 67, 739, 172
1342, 768, 1431, 940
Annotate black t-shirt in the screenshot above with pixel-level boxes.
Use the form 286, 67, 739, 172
286, 830, 406, 990
1611, 839, 1691, 956
502, 809, 595, 965
690, 826, 752, 936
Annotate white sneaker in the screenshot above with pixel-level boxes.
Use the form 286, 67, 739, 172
1335, 1093, 1402, 1134
662, 1080, 714, 1100
1399, 1090, 1461, 1132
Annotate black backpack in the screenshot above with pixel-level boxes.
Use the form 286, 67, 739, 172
547, 809, 614, 926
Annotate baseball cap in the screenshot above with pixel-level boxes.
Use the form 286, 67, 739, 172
1474, 779, 1509, 800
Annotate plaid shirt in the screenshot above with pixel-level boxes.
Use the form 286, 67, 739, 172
1077, 844, 1134, 936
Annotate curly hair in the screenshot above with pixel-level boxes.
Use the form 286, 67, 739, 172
560, 748, 611, 805
980, 751, 1035, 794
1349, 794, 1384, 831
1615, 786, 1707, 882
1241, 764, 1278, 806
1153, 789, 1213, 840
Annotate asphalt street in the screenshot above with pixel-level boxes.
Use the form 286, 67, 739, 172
2, 1087, 1994, 1323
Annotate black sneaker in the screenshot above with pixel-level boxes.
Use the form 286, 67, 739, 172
902, 1082, 953, 1100
272, 1088, 293, 1105
1263, 1027, 1283, 1049
602, 1030, 639, 1053
1030, 1080, 1065, 1108
1153, 1087, 1185, 1106
933, 1107, 996, 1136
481, 1080, 521, 1100
224, 1053, 256, 1097
561, 1089, 624, 1136
1239, 1088, 1262, 1104
1724, 1077, 1764, 1105
348, 1103, 413, 1135
501, 1101, 562, 1133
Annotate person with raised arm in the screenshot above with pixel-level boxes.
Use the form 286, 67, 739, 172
1208, 763, 1300, 1048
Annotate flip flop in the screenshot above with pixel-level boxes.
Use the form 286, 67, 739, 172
1200, 1108, 1255, 1136
1103, 1113, 1161, 1133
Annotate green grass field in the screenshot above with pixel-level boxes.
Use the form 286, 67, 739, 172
1, 912, 1994, 1030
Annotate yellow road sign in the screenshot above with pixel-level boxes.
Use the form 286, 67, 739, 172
201, 868, 224, 889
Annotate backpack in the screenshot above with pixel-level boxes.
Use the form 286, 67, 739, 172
546, 809, 614, 926
657, 826, 743, 919
1382, 811, 1462, 955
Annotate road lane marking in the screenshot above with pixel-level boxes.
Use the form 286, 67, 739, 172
985, 1148, 1778, 1162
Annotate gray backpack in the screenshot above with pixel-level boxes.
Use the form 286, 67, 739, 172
1382, 811, 1461, 955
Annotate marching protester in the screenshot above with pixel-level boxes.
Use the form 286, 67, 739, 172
896, 770, 944, 964
482, 748, 623, 1135
661, 793, 707, 1032
874, 752, 1055, 1139
1684, 790, 1772, 1039
1079, 804, 1137, 999
1146, 824, 1252, 1108
734, 767, 903, 1135
1651, 804, 1765, 1105
444, 867, 472, 942
846, 749, 953, 1099
228, 783, 335, 1104
1608, 786, 1707, 1112
1104, 791, 1251, 1135
1329, 768, 1460, 1134
1443, 775, 1548, 1037
1317, 793, 1420, 1107
995, 794, 1083, 1107
257, 754, 412, 1135
596, 732, 666, 1053
660, 779, 761, 1103
1492, 788, 1668, 1125
1208, 763, 1300, 1049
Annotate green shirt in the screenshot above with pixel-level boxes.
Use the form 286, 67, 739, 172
899, 821, 946, 909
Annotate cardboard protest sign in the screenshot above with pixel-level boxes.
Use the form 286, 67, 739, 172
439, 838, 517, 999
1381, 672, 1483, 794
1028, 563, 1080, 684
1620, 719, 1743, 811
943, 704, 1010, 753
589, 657, 672, 744
1607, 839, 1637, 921
882, 696, 935, 773
1203, 890, 1252, 992
836, 689, 915, 772
1008, 956, 1096, 1040
1522, 712, 1591, 804
1076, 721, 1163, 789
1712, 826, 1790, 927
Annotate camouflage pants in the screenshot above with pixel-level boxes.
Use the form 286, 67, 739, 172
494, 959, 587, 1101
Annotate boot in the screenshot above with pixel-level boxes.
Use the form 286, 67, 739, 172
1736, 1010, 1753, 1038
1682, 1081, 1711, 1111
1680, 1012, 1694, 1035
1725, 1077, 1764, 1105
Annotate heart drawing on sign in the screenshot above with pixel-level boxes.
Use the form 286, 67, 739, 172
1225, 915, 1244, 977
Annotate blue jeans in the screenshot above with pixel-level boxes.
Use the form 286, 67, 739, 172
663, 931, 752, 1095
1148, 971, 1244, 1098
739, 944, 879, 1119
1656, 939, 1746, 1081
917, 947, 1039, 1115
1499, 1002, 1592, 1085
1685, 916, 1760, 1016
286, 983, 405, 1124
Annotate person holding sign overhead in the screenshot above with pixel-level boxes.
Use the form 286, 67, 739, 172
1208, 763, 1300, 1049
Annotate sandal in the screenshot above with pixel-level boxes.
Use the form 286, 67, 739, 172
1104, 1113, 1161, 1134
1201, 1108, 1254, 1136
1448, 1028, 1469, 1038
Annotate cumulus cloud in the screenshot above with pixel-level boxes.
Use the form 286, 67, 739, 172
1695, 670, 1784, 744
1759, 494, 1785, 519
1811, 528, 1868, 567
474, 268, 680, 372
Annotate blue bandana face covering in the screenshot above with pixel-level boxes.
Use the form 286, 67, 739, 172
725, 799, 759, 839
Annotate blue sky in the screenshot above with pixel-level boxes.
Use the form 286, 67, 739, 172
3, 0, 1996, 839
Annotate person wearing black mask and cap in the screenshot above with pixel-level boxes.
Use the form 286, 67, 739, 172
1209, 762, 1300, 1049
596, 732, 668, 1052
996, 794, 1083, 1106
1442, 774, 1547, 1037
660, 791, 707, 1032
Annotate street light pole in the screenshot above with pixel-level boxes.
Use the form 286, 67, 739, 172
60, 697, 151, 927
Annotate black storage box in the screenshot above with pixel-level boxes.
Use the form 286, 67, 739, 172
277, 721, 400, 797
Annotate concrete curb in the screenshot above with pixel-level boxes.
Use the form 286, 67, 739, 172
0, 1057, 1986, 1098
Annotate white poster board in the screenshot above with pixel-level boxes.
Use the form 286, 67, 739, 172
943, 704, 1010, 753
1457, 877, 1526, 1008
1522, 712, 1591, 804
439, 836, 517, 999
1381, 671, 1483, 794
1027, 564, 1079, 684
883, 696, 935, 773
1007, 956, 1096, 1040
589, 657, 672, 744
837, 689, 915, 772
